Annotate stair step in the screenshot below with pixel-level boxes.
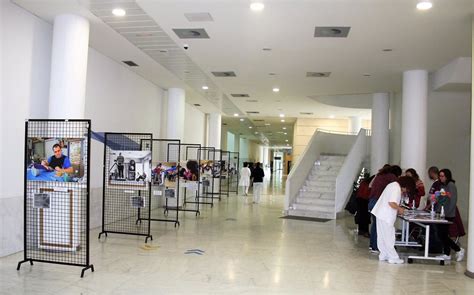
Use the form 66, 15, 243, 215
298, 191, 334, 199
305, 180, 335, 187
293, 203, 334, 211
301, 186, 334, 193
287, 208, 335, 219
295, 197, 335, 206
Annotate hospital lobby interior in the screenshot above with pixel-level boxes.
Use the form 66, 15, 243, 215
2, 0, 474, 294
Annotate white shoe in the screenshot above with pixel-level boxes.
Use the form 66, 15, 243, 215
388, 258, 404, 264
456, 248, 465, 262
436, 254, 451, 260
379, 255, 388, 261
369, 249, 379, 254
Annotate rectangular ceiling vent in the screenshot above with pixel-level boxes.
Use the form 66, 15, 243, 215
300, 112, 314, 115
231, 93, 249, 97
122, 60, 139, 67
314, 26, 351, 38
184, 13, 214, 22
246, 99, 258, 102
246, 111, 260, 114
173, 28, 210, 39
306, 72, 331, 78
212, 71, 236, 77
253, 119, 265, 122
193, 104, 201, 107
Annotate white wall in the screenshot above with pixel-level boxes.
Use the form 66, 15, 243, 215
183, 103, 206, 145
85, 48, 164, 229
0, 1, 168, 256
0, 0, 52, 256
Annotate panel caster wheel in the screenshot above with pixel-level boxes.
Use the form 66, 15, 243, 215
407, 258, 413, 264
440, 260, 445, 266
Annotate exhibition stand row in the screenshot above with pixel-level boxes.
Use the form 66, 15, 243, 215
17, 120, 240, 277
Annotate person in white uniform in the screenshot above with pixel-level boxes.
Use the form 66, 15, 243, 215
239, 163, 251, 196
371, 176, 416, 264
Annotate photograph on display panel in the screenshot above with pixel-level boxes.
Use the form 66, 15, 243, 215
26, 137, 85, 183
108, 151, 152, 187
151, 162, 177, 188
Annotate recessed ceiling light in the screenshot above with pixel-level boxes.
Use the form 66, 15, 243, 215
285, 140, 288, 142
282, 127, 287, 130
265, 123, 271, 126
273, 87, 280, 93
329, 115, 335, 119
279, 114, 285, 118
284, 132, 287, 135
417, 1, 433, 10
249, 126, 253, 129
202, 86, 209, 90
233, 113, 239, 117
112, 8, 126, 16
255, 132, 258, 134
250, 2, 265, 11
240, 118, 244, 122
281, 119, 285, 122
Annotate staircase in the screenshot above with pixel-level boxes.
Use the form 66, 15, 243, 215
288, 155, 345, 219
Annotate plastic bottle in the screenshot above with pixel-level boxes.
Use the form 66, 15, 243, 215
440, 206, 445, 219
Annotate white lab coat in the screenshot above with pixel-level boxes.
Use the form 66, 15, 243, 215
239, 167, 251, 187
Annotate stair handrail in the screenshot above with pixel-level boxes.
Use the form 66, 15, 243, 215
285, 129, 325, 211
334, 129, 369, 216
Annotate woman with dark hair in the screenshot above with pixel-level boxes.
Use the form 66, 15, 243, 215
371, 176, 416, 264
405, 168, 425, 208
185, 160, 199, 181
435, 169, 465, 261
251, 162, 265, 204
368, 165, 402, 252
239, 162, 251, 196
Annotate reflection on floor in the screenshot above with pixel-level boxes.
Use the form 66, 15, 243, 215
1, 173, 473, 294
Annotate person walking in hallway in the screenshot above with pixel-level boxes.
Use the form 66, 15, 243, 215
251, 162, 265, 204
239, 162, 251, 196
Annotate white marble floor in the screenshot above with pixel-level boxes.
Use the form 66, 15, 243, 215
1, 175, 473, 294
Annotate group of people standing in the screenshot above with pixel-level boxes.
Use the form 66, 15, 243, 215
239, 162, 265, 204
354, 164, 465, 264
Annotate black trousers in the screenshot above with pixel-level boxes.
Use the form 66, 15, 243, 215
437, 217, 460, 255
356, 198, 370, 234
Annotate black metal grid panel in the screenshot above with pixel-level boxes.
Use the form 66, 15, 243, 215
198, 147, 216, 205
99, 133, 152, 242
229, 152, 240, 194
18, 119, 94, 277
169, 143, 202, 215
146, 139, 180, 227
219, 150, 230, 198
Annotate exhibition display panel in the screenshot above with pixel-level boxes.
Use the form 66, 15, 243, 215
229, 152, 240, 194
219, 150, 231, 198
17, 119, 94, 278
198, 147, 217, 206
98, 133, 153, 243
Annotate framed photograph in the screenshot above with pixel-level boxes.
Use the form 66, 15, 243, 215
130, 196, 145, 208
164, 188, 176, 199
33, 193, 50, 209
26, 137, 85, 183
108, 150, 152, 187
151, 162, 177, 187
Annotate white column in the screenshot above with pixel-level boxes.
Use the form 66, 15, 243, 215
371, 93, 390, 174
401, 70, 428, 181
349, 116, 362, 134
49, 14, 89, 119
207, 113, 221, 149
466, 18, 474, 279
166, 88, 185, 139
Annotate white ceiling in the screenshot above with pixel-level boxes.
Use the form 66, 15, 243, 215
13, 0, 473, 145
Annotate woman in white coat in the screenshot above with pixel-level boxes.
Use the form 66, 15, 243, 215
371, 176, 416, 264
239, 163, 251, 196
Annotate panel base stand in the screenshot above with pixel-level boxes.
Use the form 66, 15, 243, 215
16, 259, 34, 270
81, 264, 94, 278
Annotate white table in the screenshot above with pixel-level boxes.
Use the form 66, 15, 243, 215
396, 211, 452, 265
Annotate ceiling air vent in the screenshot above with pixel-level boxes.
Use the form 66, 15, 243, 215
122, 60, 139, 67
246, 99, 258, 102
184, 13, 214, 22
173, 28, 210, 39
231, 93, 249, 97
306, 72, 331, 78
253, 119, 265, 122
193, 104, 201, 107
300, 112, 314, 115
246, 111, 260, 114
314, 26, 351, 38
212, 71, 236, 77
